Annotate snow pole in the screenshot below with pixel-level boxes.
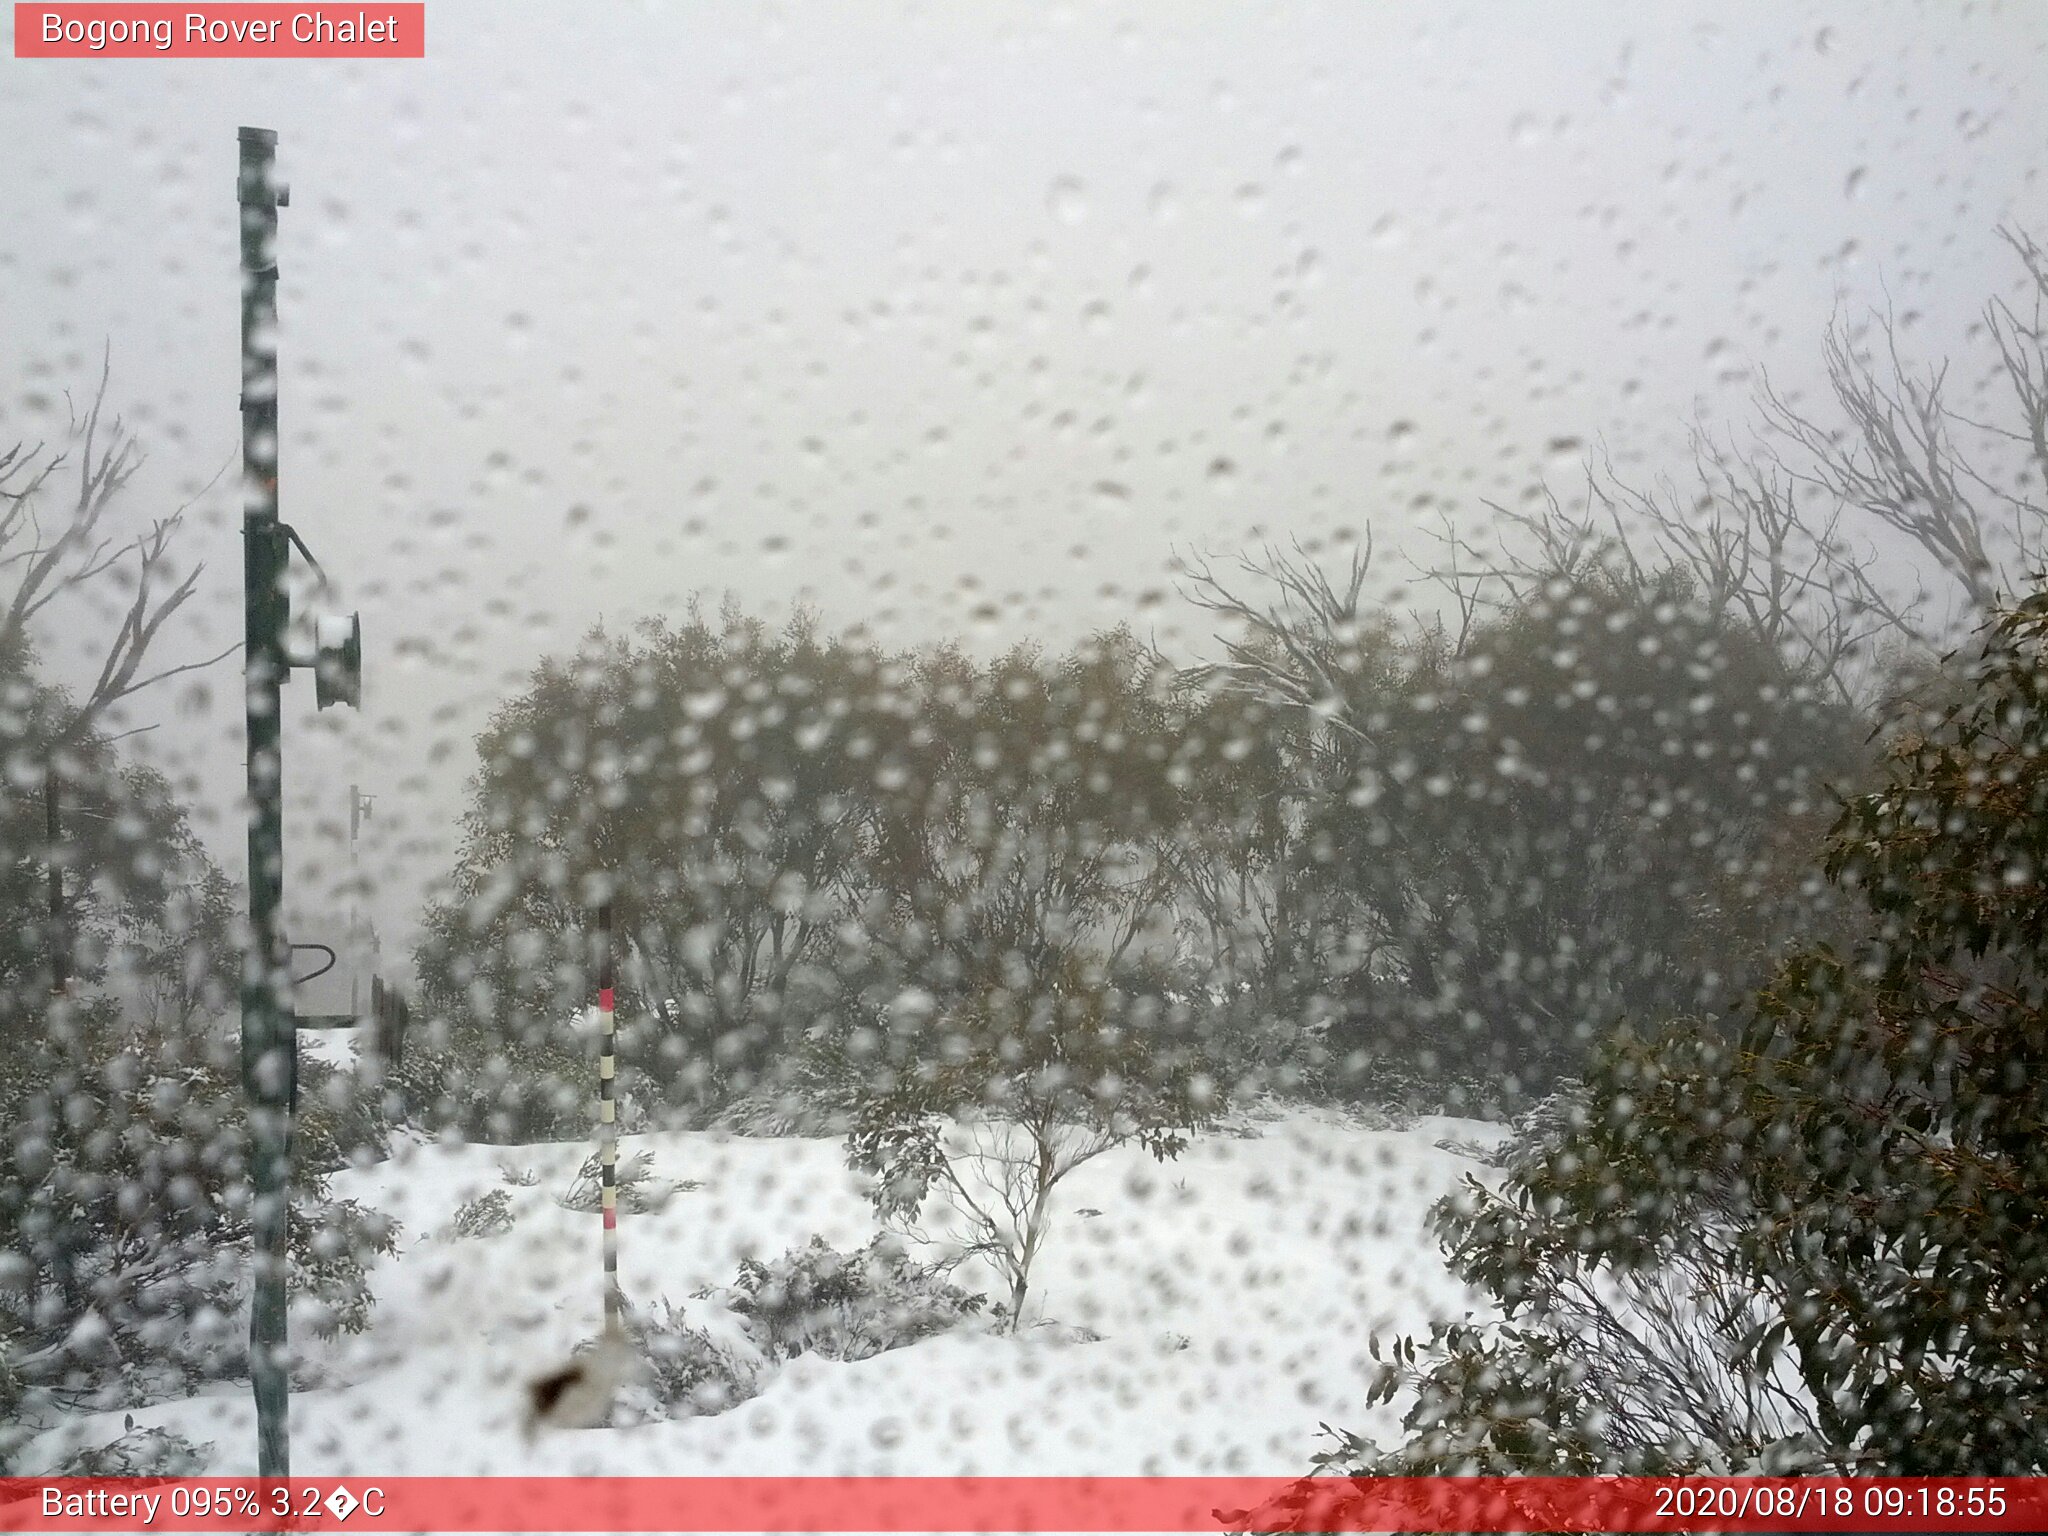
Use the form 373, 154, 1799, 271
597, 900, 621, 1329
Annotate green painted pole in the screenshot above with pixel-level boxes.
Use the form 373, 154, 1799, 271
238, 124, 293, 1479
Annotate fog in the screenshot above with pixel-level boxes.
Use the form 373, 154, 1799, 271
4, 0, 2043, 964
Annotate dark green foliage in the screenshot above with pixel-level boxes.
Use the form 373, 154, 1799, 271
0, 1354, 28, 1473
394, 904, 594, 1142
414, 609, 1231, 1139
294, 1054, 392, 1176
1318, 582, 2048, 1479
1191, 548, 1872, 1095
1352, 566, 1859, 1087
1, 995, 398, 1417
418, 567, 1852, 1130
0, 650, 395, 1428
1722, 588, 2048, 1468
410, 605, 928, 1133
284, 1191, 397, 1344
1, 653, 236, 1039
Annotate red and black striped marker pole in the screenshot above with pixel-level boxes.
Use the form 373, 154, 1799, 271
596, 900, 621, 1329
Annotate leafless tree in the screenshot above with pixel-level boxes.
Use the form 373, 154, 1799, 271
1178, 534, 1385, 745
1429, 446, 1922, 708
1751, 228, 2046, 639
1, 358, 232, 993
901, 1114, 1125, 1330
1403, 228, 2048, 712
1174, 539, 1402, 1042
1983, 228, 2048, 508
1, 356, 232, 742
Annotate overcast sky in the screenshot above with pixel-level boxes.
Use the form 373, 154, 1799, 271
4, 0, 2045, 978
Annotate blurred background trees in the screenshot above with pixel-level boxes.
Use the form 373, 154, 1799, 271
1187, 543, 1868, 1095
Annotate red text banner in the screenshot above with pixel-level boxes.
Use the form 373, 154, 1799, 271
14, 5, 424, 58
1, 1477, 2045, 1533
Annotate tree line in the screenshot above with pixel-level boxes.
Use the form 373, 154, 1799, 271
409, 230, 2048, 1146
404, 549, 1870, 1143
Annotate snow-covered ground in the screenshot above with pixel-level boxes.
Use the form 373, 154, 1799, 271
30, 1110, 1505, 1477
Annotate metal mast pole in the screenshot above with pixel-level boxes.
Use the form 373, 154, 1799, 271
238, 124, 293, 1479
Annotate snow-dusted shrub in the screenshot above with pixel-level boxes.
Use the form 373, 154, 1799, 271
557, 1149, 680, 1214
1500, 1077, 1589, 1163
1210, 1093, 1288, 1139
52, 1424, 212, 1476
393, 1009, 590, 1144
286, 1195, 400, 1340
1431, 1133, 1511, 1165
708, 1086, 853, 1137
498, 1162, 540, 1187
448, 1189, 514, 1239
1, 999, 397, 1414
708, 1236, 986, 1362
0, 1342, 27, 1473
846, 952, 1217, 1330
1344, 1062, 1521, 1125
293, 1055, 390, 1176
617, 1303, 762, 1420
1339, 1099, 1412, 1133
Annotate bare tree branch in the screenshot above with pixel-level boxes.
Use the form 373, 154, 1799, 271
1754, 276, 2045, 621
0, 360, 229, 742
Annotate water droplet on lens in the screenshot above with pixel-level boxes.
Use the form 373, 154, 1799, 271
1048, 176, 1087, 225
